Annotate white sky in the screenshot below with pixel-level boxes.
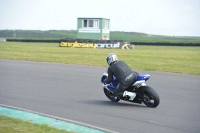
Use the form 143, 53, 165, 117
0, 0, 200, 36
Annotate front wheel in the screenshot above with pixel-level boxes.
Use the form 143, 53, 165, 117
104, 88, 120, 102
138, 86, 160, 108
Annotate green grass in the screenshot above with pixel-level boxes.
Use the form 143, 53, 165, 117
1, 30, 200, 43
0, 115, 73, 133
110, 31, 200, 43
0, 42, 200, 75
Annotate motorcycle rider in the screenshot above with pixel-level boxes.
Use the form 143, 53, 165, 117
104, 53, 138, 100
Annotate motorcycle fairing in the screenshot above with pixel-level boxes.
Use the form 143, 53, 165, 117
101, 73, 150, 90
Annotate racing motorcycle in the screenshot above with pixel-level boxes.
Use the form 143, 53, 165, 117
101, 72, 160, 108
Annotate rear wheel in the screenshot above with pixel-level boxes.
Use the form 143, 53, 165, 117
104, 88, 120, 102
138, 86, 160, 107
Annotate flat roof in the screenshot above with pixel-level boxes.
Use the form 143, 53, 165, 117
78, 17, 110, 20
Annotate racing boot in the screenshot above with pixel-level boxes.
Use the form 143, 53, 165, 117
123, 91, 136, 101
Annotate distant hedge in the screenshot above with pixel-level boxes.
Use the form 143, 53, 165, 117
6, 39, 60, 43
130, 42, 200, 46
5, 39, 200, 46
6, 39, 125, 44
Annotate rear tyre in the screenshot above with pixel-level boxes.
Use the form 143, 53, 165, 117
104, 88, 120, 102
138, 86, 160, 107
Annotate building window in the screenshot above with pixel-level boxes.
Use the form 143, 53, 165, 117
94, 20, 99, 28
83, 20, 87, 27
82, 19, 99, 28
88, 20, 93, 27
104, 19, 109, 29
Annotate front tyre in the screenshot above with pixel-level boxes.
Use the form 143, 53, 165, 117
139, 86, 160, 108
104, 88, 120, 102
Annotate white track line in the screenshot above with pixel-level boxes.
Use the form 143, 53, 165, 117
0, 104, 119, 133
148, 120, 163, 126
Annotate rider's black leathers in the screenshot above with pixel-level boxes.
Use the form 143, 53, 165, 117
105, 61, 138, 96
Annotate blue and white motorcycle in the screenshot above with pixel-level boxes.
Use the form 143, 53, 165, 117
101, 72, 160, 108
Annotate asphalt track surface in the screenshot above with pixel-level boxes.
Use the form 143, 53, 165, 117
0, 59, 200, 133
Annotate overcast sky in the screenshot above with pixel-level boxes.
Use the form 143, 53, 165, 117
0, 0, 200, 36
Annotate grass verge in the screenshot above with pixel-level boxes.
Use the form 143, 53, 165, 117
0, 115, 73, 133
0, 42, 199, 75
